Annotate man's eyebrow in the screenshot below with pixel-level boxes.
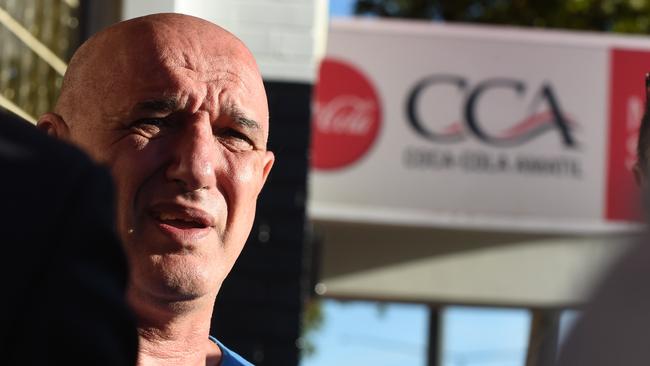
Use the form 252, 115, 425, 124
236, 116, 260, 130
135, 98, 180, 113
230, 108, 261, 130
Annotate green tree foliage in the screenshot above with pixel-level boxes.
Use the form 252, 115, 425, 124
354, 0, 650, 34
300, 299, 324, 358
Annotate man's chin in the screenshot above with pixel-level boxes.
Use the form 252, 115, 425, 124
134, 257, 220, 304
135, 278, 213, 309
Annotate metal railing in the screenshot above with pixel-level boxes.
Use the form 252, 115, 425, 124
0, 0, 80, 123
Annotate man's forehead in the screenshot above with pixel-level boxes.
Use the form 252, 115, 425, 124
121, 72, 268, 122
69, 14, 260, 90
66, 14, 268, 126
98, 18, 246, 72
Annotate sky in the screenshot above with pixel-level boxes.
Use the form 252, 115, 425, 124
301, 301, 429, 366
442, 307, 530, 366
300, 3, 579, 366
300, 300, 532, 366
329, 0, 356, 18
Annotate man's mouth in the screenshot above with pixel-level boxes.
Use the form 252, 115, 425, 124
155, 212, 208, 229
148, 203, 216, 243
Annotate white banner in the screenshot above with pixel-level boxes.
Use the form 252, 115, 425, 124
308, 19, 650, 233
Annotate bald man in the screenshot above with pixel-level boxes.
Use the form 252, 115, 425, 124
38, 13, 274, 366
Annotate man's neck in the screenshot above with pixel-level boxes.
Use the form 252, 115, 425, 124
129, 290, 222, 366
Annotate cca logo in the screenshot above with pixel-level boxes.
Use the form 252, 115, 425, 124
312, 58, 382, 170
406, 75, 578, 148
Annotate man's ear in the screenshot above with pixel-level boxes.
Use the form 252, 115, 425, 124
634, 162, 646, 188
37, 112, 70, 140
260, 151, 275, 187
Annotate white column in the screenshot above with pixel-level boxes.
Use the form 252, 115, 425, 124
121, 0, 177, 20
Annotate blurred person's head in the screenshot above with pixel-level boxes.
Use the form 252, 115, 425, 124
37, 13, 274, 314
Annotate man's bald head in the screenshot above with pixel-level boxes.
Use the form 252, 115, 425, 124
55, 13, 267, 139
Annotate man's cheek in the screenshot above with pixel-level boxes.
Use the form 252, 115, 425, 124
110, 158, 149, 226
234, 161, 254, 183
226, 153, 262, 186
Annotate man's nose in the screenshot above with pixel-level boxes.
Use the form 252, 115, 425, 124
166, 122, 217, 192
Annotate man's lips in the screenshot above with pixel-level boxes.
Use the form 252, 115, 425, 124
148, 203, 216, 243
150, 203, 216, 228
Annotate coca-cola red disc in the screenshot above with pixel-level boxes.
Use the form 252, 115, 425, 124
311, 58, 382, 170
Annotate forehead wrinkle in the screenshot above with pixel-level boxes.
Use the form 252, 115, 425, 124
149, 22, 246, 80
163, 56, 252, 113
171, 58, 252, 94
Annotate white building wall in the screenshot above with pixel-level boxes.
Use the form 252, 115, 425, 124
121, 0, 176, 20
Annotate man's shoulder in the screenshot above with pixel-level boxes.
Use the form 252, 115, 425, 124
209, 336, 254, 366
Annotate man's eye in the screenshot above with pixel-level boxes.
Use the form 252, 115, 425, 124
131, 118, 171, 137
218, 129, 255, 151
141, 119, 165, 126
138, 118, 168, 128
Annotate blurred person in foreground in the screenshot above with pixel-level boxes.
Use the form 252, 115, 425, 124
556, 238, 650, 366
0, 108, 138, 364
556, 76, 650, 365
37, 13, 274, 366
